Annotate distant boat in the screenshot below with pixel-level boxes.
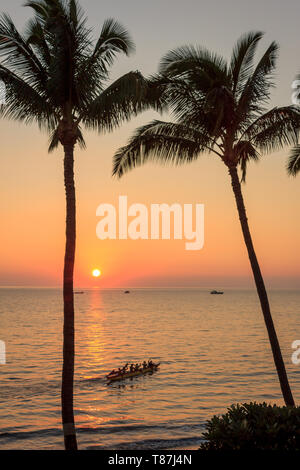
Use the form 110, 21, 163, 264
124, 290, 130, 294
210, 290, 224, 295
75, 291, 84, 294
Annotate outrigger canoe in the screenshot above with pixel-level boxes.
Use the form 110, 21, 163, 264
106, 363, 160, 383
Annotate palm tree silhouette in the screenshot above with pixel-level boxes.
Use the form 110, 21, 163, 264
0, 0, 161, 449
113, 32, 300, 407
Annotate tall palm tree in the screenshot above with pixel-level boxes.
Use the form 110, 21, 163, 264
113, 32, 300, 407
0, 0, 161, 449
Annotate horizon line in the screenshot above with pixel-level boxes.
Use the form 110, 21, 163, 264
0, 285, 299, 290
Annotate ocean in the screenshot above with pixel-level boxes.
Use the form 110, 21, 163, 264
0, 287, 300, 450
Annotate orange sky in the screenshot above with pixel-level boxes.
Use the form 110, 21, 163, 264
1, 115, 299, 288
0, 0, 300, 288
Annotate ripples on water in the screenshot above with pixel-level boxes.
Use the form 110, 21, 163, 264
0, 288, 300, 449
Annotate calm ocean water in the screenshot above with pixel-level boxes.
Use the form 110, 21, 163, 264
0, 287, 300, 450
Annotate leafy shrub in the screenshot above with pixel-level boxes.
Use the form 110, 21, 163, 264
199, 402, 300, 450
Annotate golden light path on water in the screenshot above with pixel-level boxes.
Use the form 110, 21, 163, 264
1, 287, 300, 449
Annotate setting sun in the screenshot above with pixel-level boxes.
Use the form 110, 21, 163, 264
92, 269, 101, 278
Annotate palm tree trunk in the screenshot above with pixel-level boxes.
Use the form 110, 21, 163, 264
62, 142, 78, 450
228, 165, 295, 407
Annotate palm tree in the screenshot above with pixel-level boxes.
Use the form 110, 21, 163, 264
113, 32, 300, 407
0, 0, 161, 449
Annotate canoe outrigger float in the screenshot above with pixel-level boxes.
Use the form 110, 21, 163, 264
106, 363, 160, 383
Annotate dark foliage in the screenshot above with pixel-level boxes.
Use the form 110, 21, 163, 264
200, 402, 300, 450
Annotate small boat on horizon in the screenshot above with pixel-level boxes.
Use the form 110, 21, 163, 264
124, 290, 130, 294
75, 291, 85, 294
210, 290, 224, 295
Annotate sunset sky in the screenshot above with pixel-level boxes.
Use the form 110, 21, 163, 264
0, 0, 300, 288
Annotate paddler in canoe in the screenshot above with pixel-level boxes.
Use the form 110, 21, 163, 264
107, 363, 128, 377
106, 360, 160, 382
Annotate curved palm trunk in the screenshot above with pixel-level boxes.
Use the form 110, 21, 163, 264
62, 142, 78, 450
228, 166, 295, 406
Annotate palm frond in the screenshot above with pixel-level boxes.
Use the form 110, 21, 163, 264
158, 45, 234, 137
113, 120, 212, 178
25, 18, 51, 67
69, 0, 79, 27
93, 18, 134, 63
24, 1, 50, 21
162, 75, 227, 135
83, 72, 165, 132
159, 44, 228, 80
287, 145, 300, 176
236, 41, 279, 126
0, 13, 47, 91
0, 64, 57, 129
35, 0, 92, 108
73, 17, 135, 110
244, 106, 300, 153
48, 127, 59, 152
139, 120, 218, 150
230, 31, 263, 98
